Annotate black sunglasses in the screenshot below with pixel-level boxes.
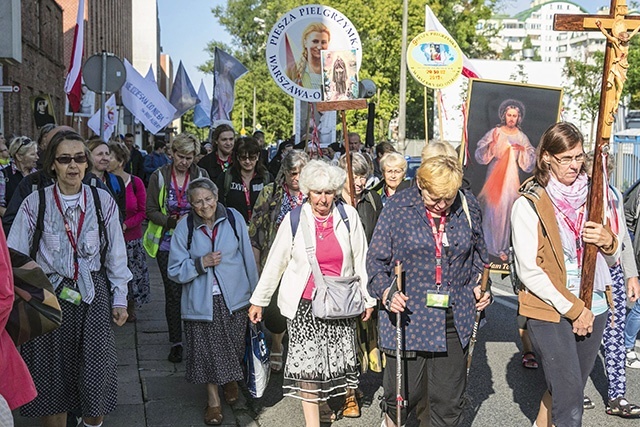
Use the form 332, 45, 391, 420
55, 154, 88, 164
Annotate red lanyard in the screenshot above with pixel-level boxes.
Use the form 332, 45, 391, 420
426, 209, 447, 285
559, 208, 585, 269
53, 186, 87, 281
200, 224, 220, 249
216, 154, 231, 171
171, 168, 189, 209
242, 174, 255, 221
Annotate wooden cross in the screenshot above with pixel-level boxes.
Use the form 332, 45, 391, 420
554, 0, 640, 308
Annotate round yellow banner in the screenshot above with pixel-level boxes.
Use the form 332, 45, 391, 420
407, 31, 463, 89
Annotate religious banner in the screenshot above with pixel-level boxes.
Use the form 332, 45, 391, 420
210, 47, 247, 122
265, 4, 362, 102
87, 94, 117, 141
121, 59, 176, 134
170, 61, 200, 120
461, 79, 562, 272
321, 49, 358, 101
407, 31, 463, 89
31, 94, 57, 128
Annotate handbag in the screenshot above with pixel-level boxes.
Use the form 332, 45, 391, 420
301, 210, 366, 320
5, 249, 62, 346
243, 322, 270, 398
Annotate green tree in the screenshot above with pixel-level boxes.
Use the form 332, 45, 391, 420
200, 0, 498, 143
563, 51, 603, 145
522, 35, 541, 61
501, 44, 515, 60
624, 36, 640, 109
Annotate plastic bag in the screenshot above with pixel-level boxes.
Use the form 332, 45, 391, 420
244, 322, 270, 398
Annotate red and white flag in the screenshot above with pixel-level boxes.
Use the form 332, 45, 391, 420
425, 5, 481, 79
64, 0, 85, 113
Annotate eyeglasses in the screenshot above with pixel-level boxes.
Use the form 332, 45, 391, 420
552, 153, 585, 165
384, 169, 404, 176
55, 154, 88, 164
191, 196, 216, 207
239, 154, 259, 161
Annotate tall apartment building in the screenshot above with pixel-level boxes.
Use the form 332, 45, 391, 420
478, 0, 609, 63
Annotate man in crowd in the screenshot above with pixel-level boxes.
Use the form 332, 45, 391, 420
124, 133, 146, 182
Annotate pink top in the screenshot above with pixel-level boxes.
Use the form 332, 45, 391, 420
302, 216, 344, 300
123, 176, 147, 242
0, 227, 37, 410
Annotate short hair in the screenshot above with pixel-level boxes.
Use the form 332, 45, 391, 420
42, 130, 93, 180
375, 141, 396, 157
276, 150, 309, 185
172, 133, 200, 156
348, 132, 361, 142
154, 140, 167, 151
253, 130, 265, 138
37, 123, 56, 148
380, 152, 407, 173
211, 124, 235, 146
338, 152, 371, 177
230, 137, 267, 178
299, 159, 346, 195
187, 177, 219, 201
86, 137, 109, 153
124, 133, 134, 139
421, 141, 457, 161
416, 156, 463, 200
534, 122, 585, 187
8, 136, 38, 158
109, 141, 130, 165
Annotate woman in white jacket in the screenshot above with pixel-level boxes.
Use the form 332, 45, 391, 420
248, 160, 376, 427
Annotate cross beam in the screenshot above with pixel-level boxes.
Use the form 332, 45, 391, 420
554, 0, 636, 308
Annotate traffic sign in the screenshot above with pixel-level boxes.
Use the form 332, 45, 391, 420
83, 53, 126, 93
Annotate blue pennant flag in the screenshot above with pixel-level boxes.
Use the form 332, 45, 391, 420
193, 80, 212, 128
211, 48, 248, 123
169, 61, 200, 120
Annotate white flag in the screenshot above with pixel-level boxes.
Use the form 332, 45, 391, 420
88, 94, 117, 142
121, 59, 176, 134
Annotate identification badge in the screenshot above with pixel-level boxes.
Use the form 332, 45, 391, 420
566, 260, 581, 292
426, 290, 450, 308
59, 286, 82, 305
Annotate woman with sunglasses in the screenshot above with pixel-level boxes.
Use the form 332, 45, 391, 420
216, 137, 272, 224
144, 133, 208, 364
7, 130, 131, 427
0, 136, 39, 216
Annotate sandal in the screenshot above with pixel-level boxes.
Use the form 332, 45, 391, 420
320, 401, 338, 423
606, 397, 640, 418
583, 395, 595, 410
270, 352, 284, 374
521, 352, 539, 369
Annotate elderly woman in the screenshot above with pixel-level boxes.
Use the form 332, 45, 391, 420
168, 178, 257, 425
87, 138, 126, 221
368, 156, 491, 426
511, 122, 620, 427
248, 149, 309, 373
109, 141, 150, 322
248, 160, 376, 427
7, 130, 131, 427
144, 133, 208, 363
338, 152, 382, 243
372, 151, 410, 205
0, 136, 39, 215
216, 136, 272, 224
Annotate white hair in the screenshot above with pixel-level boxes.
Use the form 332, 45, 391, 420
299, 159, 346, 195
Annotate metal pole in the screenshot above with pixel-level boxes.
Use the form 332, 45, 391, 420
341, 110, 356, 206
253, 86, 257, 131
398, 0, 409, 151
100, 51, 107, 142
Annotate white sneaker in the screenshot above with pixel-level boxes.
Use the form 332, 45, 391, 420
626, 349, 640, 369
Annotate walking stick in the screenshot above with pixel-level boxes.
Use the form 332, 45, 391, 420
394, 260, 405, 427
466, 264, 490, 378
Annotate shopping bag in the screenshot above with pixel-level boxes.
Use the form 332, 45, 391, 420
244, 322, 270, 398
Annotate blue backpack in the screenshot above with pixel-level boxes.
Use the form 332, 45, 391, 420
288, 200, 350, 237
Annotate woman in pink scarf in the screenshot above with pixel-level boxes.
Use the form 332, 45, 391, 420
511, 122, 620, 427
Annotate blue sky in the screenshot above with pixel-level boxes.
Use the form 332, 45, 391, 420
156, 1, 602, 97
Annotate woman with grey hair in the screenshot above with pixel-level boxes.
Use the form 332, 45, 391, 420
248, 160, 376, 426
0, 136, 39, 215
338, 152, 383, 243
248, 149, 309, 374
168, 177, 258, 425
373, 152, 410, 206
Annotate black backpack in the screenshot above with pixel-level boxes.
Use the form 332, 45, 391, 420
185, 207, 239, 251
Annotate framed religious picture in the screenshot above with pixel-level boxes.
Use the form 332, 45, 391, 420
65, 83, 96, 117
461, 79, 563, 272
31, 94, 57, 128
321, 49, 359, 101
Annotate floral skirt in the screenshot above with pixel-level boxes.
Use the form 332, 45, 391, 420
283, 299, 359, 402
126, 238, 150, 307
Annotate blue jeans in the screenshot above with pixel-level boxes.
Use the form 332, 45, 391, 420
625, 300, 640, 350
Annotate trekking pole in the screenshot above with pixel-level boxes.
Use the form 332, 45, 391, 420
466, 264, 490, 378
395, 260, 404, 427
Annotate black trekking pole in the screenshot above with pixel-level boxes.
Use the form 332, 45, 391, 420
395, 260, 405, 427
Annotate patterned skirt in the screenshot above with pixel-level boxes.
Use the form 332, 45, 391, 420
283, 299, 359, 402
126, 238, 150, 307
183, 294, 248, 385
20, 272, 118, 418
